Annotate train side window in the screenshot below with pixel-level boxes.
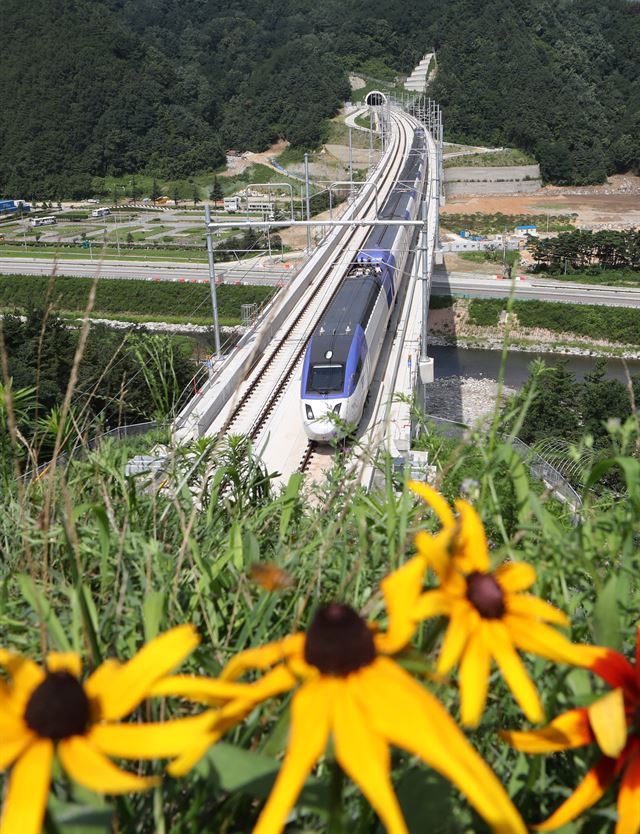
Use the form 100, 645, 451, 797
356, 357, 363, 377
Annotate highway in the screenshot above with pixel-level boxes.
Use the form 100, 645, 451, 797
1, 254, 639, 307
432, 270, 640, 307
0, 256, 292, 286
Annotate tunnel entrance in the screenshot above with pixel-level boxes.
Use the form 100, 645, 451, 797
364, 90, 387, 107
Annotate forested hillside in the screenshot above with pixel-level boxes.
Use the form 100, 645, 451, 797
1, 0, 639, 197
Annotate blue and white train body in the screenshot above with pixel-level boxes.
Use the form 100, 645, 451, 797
301, 130, 425, 441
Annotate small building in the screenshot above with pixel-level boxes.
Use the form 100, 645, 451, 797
514, 224, 538, 237
224, 196, 241, 212
247, 196, 275, 214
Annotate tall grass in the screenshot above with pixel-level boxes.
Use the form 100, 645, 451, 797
1, 278, 640, 833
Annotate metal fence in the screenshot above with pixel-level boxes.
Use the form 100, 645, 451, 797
421, 414, 582, 509
23, 421, 164, 482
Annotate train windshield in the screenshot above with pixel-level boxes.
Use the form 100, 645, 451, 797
308, 364, 345, 394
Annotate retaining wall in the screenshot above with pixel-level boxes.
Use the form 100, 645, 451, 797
444, 164, 541, 196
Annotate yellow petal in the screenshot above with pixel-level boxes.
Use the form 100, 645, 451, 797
494, 562, 536, 593
334, 673, 408, 834
437, 602, 474, 675
489, 621, 544, 724
154, 663, 298, 709
0, 738, 53, 834
453, 500, 489, 572
412, 589, 453, 625
459, 627, 491, 728
587, 688, 627, 759
166, 727, 227, 777
84, 658, 122, 701
45, 652, 82, 678
58, 736, 159, 794
534, 758, 616, 831
0, 651, 44, 712
89, 711, 217, 759
221, 633, 305, 681
0, 729, 33, 770
150, 675, 257, 704
253, 678, 334, 834
505, 616, 585, 666
0, 707, 25, 739
414, 530, 453, 579
616, 750, 640, 834
501, 708, 593, 753
377, 555, 427, 654
358, 658, 526, 834
408, 482, 456, 528
93, 625, 200, 721
505, 594, 569, 627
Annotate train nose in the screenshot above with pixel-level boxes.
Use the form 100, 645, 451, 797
305, 419, 340, 442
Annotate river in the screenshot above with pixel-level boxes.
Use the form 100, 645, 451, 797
430, 346, 640, 388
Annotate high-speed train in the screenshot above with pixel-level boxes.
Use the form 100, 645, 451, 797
300, 129, 425, 441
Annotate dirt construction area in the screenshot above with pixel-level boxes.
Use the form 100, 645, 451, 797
441, 174, 640, 230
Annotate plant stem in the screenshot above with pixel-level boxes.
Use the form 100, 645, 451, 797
327, 761, 344, 834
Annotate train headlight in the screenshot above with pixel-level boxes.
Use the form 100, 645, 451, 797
333, 404, 341, 415
305, 404, 314, 420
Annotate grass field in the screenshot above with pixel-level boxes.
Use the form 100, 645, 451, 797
444, 148, 537, 168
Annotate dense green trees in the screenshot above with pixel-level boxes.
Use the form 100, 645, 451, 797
529, 230, 640, 272
0, 311, 194, 465
1, 0, 639, 196
429, 0, 640, 184
508, 358, 638, 452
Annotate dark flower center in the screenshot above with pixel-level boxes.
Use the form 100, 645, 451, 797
466, 572, 505, 619
24, 671, 90, 741
304, 603, 376, 676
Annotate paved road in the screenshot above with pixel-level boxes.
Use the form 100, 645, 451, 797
433, 270, 640, 307
1, 256, 639, 306
0, 256, 293, 286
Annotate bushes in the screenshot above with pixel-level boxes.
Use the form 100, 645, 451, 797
514, 300, 640, 344
0, 274, 277, 325
466, 298, 640, 345
468, 298, 504, 325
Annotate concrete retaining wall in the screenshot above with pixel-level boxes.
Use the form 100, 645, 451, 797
444, 164, 541, 196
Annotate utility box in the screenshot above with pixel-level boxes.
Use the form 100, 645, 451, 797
419, 357, 434, 384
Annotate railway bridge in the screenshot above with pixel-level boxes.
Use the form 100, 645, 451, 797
172, 97, 443, 486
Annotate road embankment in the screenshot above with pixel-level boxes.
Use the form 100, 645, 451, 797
428, 298, 640, 360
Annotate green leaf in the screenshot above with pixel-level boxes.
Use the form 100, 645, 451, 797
593, 575, 620, 650
393, 766, 453, 834
143, 591, 165, 642
279, 472, 302, 541
197, 742, 328, 814
229, 522, 244, 570
16, 575, 71, 651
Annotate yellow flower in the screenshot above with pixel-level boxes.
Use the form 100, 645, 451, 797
0, 625, 214, 834
408, 481, 589, 727
501, 633, 640, 833
154, 573, 526, 834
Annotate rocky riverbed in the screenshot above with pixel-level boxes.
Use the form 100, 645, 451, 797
424, 376, 516, 424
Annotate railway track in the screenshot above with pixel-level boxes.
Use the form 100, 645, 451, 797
208, 113, 416, 452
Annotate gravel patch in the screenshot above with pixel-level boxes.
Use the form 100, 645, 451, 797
425, 376, 515, 425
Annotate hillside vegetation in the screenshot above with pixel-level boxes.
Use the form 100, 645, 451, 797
1, 0, 639, 197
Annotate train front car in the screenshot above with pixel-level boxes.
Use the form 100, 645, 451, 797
301, 127, 426, 442
300, 257, 392, 441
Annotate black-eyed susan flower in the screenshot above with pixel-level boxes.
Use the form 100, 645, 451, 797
153, 570, 526, 834
407, 481, 592, 727
0, 626, 214, 834
502, 628, 640, 833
